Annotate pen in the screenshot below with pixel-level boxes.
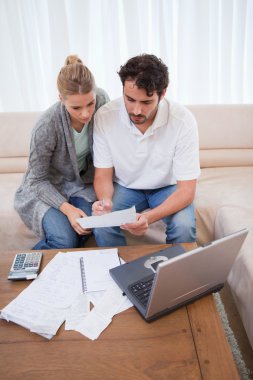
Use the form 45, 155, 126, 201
100, 198, 104, 213
117, 249, 122, 265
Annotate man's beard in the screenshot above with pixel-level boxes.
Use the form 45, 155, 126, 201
129, 114, 147, 124
128, 102, 159, 125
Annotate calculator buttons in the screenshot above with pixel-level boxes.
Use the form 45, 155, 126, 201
8, 252, 43, 280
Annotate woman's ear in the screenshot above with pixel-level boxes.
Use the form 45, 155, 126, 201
59, 94, 64, 102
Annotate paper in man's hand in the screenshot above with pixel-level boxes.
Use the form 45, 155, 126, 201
77, 206, 136, 229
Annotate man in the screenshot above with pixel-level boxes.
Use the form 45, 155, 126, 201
92, 54, 200, 246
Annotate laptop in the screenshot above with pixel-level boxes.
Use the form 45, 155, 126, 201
109, 228, 248, 321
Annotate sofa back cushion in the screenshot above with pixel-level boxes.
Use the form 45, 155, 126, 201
188, 104, 253, 168
0, 112, 41, 173
0, 105, 252, 173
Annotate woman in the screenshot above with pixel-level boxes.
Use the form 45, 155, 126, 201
14, 55, 109, 249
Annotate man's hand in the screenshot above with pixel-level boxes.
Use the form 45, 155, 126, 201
60, 202, 92, 235
92, 199, 113, 215
120, 213, 148, 236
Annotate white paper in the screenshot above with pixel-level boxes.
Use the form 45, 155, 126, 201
94, 282, 130, 318
75, 311, 112, 341
66, 248, 120, 292
77, 206, 136, 228
30, 307, 67, 335
75, 282, 131, 340
0, 294, 66, 339
29, 253, 82, 308
65, 293, 90, 330
0, 252, 82, 338
82, 249, 121, 292
1, 250, 132, 341
88, 290, 106, 306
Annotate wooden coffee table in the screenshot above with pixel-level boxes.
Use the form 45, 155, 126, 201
0, 244, 239, 380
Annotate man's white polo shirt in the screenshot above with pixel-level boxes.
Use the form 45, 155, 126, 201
93, 97, 200, 189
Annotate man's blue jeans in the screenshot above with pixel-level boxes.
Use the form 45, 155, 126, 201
93, 183, 196, 247
33, 197, 92, 250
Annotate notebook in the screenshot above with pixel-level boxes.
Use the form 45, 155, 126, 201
109, 229, 248, 321
79, 249, 121, 293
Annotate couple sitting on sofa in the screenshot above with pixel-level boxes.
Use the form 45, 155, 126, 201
14, 53, 200, 250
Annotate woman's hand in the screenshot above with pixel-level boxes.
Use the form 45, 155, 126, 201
92, 199, 113, 216
120, 213, 149, 236
60, 202, 92, 235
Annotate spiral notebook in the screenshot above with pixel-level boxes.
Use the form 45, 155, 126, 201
79, 249, 121, 293
80, 257, 88, 293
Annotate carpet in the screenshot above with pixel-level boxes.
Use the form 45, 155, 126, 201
213, 292, 251, 379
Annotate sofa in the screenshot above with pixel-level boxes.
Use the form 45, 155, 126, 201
0, 105, 253, 348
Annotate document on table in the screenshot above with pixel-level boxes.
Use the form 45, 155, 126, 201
79, 249, 121, 292
0, 249, 132, 341
0, 253, 81, 339
74, 281, 132, 340
76, 206, 136, 228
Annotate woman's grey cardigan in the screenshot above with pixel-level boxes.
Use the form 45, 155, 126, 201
14, 88, 109, 238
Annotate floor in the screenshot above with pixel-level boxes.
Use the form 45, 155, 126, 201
220, 284, 253, 378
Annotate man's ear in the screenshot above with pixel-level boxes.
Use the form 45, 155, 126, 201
59, 94, 64, 102
160, 88, 167, 100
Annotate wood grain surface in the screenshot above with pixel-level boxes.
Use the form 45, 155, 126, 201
0, 244, 239, 380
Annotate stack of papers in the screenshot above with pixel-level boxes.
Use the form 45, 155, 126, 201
0, 249, 132, 340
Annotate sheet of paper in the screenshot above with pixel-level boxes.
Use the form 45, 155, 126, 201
65, 293, 90, 330
31, 253, 82, 308
77, 206, 136, 228
74, 281, 131, 340
93, 282, 130, 318
75, 311, 112, 341
82, 249, 121, 292
0, 252, 82, 338
0, 292, 66, 339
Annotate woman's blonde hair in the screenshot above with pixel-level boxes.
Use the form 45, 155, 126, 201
57, 54, 95, 97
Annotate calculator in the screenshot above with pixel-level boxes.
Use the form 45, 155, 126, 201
8, 252, 43, 281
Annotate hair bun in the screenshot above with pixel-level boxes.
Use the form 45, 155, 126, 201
64, 54, 83, 66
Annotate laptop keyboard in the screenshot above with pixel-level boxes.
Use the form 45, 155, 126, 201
128, 274, 154, 307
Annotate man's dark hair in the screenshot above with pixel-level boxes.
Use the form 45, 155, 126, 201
118, 54, 169, 97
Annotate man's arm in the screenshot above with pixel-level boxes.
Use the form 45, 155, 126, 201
93, 167, 114, 214
122, 179, 196, 235
144, 179, 197, 224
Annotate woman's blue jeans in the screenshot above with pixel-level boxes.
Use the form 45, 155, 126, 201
93, 183, 196, 247
33, 197, 92, 250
